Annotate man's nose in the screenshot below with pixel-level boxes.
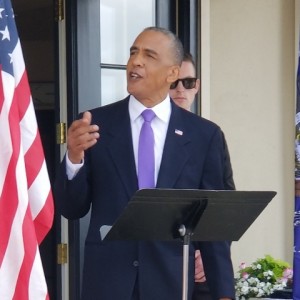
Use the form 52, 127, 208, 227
131, 52, 144, 66
176, 80, 185, 91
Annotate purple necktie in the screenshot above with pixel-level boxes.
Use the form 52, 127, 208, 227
138, 109, 156, 189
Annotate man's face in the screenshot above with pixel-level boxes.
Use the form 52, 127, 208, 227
127, 30, 180, 107
169, 61, 200, 111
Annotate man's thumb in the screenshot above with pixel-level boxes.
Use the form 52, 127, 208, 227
82, 111, 92, 124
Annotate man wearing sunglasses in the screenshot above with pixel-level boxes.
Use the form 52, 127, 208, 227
170, 52, 235, 300
169, 52, 200, 111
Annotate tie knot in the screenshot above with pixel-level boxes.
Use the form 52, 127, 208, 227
141, 109, 156, 122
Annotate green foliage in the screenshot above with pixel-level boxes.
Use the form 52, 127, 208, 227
238, 254, 290, 283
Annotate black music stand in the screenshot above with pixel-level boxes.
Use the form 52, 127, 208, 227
102, 189, 276, 300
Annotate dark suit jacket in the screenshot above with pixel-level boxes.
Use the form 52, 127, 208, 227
54, 97, 235, 300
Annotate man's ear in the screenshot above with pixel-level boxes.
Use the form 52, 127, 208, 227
195, 78, 201, 93
167, 65, 180, 84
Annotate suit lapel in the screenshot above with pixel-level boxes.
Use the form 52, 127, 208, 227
105, 98, 138, 198
104, 99, 192, 193
157, 104, 191, 188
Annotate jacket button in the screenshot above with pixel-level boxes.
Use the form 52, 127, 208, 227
133, 260, 139, 267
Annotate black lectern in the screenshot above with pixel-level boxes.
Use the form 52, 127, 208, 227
103, 189, 276, 300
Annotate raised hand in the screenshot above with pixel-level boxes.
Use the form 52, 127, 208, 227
67, 111, 99, 163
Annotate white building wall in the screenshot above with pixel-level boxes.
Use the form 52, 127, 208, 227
201, 0, 297, 271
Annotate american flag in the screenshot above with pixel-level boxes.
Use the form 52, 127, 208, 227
0, 0, 54, 299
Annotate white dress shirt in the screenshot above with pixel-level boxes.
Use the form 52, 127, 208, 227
129, 95, 171, 185
66, 95, 171, 185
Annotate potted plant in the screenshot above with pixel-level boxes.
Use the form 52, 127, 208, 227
235, 254, 293, 299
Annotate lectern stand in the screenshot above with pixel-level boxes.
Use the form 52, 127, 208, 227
104, 189, 276, 300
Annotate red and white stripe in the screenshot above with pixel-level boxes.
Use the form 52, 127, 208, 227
0, 37, 54, 299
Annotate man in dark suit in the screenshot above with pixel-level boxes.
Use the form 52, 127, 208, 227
54, 27, 235, 300
169, 52, 235, 300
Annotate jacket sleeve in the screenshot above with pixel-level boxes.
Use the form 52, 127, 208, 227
199, 241, 236, 299
53, 155, 92, 220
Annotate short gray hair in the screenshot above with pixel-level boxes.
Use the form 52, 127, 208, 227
142, 27, 184, 65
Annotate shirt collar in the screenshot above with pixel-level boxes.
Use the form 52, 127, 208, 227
129, 94, 171, 123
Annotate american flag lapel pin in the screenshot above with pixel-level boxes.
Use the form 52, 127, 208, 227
175, 129, 183, 136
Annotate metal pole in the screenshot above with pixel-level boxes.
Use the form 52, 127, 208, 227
179, 225, 191, 300
182, 240, 189, 300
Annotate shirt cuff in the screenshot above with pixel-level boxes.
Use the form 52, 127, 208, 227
66, 152, 84, 180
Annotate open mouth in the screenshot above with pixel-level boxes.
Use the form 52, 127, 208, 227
129, 72, 142, 80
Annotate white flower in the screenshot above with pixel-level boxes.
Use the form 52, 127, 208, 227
257, 289, 265, 297
248, 277, 258, 285
241, 285, 249, 294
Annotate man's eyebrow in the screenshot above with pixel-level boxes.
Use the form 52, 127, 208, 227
130, 46, 138, 52
144, 48, 158, 56
129, 46, 158, 56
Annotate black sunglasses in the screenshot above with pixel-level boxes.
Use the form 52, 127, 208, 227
170, 78, 197, 89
